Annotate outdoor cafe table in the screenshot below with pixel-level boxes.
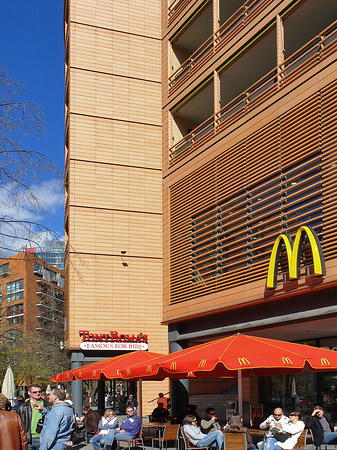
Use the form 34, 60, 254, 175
248, 429, 267, 445
143, 422, 167, 439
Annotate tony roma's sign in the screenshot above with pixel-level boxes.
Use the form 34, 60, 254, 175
79, 330, 148, 351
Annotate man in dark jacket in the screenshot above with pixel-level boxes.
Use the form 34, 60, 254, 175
17, 383, 52, 450
0, 393, 28, 450
306, 405, 337, 446
83, 407, 101, 434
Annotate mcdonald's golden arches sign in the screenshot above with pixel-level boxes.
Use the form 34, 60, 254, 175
267, 225, 325, 289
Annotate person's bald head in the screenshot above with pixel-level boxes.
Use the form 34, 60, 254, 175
273, 408, 283, 418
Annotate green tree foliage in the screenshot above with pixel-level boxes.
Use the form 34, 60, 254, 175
0, 332, 69, 387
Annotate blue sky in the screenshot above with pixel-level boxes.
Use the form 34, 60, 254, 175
1, 1, 65, 241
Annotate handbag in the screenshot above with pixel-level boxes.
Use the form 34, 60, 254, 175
71, 416, 83, 444
273, 432, 291, 442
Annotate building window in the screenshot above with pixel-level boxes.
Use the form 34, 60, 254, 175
6, 303, 24, 326
6, 279, 24, 302
0, 263, 9, 279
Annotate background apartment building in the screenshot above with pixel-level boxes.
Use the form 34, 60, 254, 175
26, 240, 65, 270
64, 0, 167, 414
163, 0, 337, 420
0, 252, 65, 344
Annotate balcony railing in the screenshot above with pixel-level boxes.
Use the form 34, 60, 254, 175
169, 0, 273, 92
168, 0, 192, 25
169, 20, 337, 166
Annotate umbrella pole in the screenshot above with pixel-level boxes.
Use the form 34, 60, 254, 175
138, 378, 143, 418
238, 369, 243, 416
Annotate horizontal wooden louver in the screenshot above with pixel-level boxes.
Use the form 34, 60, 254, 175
169, 79, 337, 303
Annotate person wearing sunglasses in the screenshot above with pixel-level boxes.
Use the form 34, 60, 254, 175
183, 414, 224, 449
17, 383, 52, 450
266, 412, 304, 450
257, 408, 289, 450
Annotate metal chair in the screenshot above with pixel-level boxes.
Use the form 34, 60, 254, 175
224, 432, 247, 450
117, 426, 144, 450
309, 429, 337, 450
181, 429, 210, 450
152, 423, 180, 449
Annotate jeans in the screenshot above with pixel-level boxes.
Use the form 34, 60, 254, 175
28, 437, 41, 450
197, 430, 224, 449
90, 434, 106, 450
261, 437, 282, 450
104, 430, 134, 447
258, 437, 276, 450
323, 432, 337, 444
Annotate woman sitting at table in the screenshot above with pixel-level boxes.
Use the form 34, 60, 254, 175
182, 415, 224, 449
90, 409, 118, 450
224, 414, 256, 449
266, 412, 304, 450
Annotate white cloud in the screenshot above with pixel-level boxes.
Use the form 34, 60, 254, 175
0, 179, 64, 221
0, 179, 64, 257
31, 179, 64, 215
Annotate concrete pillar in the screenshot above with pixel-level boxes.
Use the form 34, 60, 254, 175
71, 351, 84, 416
170, 340, 189, 419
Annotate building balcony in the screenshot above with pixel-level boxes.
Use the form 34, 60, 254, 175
169, 20, 337, 167
169, 0, 274, 94
36, 278, 64, 291
36, 303, 64, 315
168, 0, 193, 25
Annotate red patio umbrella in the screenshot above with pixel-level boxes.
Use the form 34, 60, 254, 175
120, 334, 337, 414
51, 351, 167, 418
51, 350, 165, 382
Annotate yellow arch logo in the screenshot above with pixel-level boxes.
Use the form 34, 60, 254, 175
321, 358, 330, 366
238, 357, 251, 365
126, 368, 132, 376
282, 357, 293, 365
198, 359, 207, 368
79, 371, 82, 377
146, 365, 153, 373
266, 226, 325, 289
170, 362, 177, 371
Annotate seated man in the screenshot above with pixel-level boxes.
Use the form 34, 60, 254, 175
201, 407, 221, 434
257, 408, 289, 450
104, 406, 141, 450
306, 405, 337, 446
83, 407, 101, 437
151, 403, 170, 422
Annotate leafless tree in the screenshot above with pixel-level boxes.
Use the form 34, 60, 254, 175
0, 65, 63, 256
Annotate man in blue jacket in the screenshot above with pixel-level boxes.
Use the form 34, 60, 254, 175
104, 406, 141, 450
38, 388, 74, 450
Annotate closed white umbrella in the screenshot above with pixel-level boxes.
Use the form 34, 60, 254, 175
2, 365, 15, 406
46, 384, 51, 394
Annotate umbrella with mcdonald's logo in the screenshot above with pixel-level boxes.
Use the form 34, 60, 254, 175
120, 334, 337, 414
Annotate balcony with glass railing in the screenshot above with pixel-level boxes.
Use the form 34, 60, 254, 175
169, 19, 337, 166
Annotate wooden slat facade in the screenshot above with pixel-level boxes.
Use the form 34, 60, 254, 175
162, 0, 337, 323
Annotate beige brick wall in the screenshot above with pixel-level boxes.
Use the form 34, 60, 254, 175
65, 0, 168, 414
